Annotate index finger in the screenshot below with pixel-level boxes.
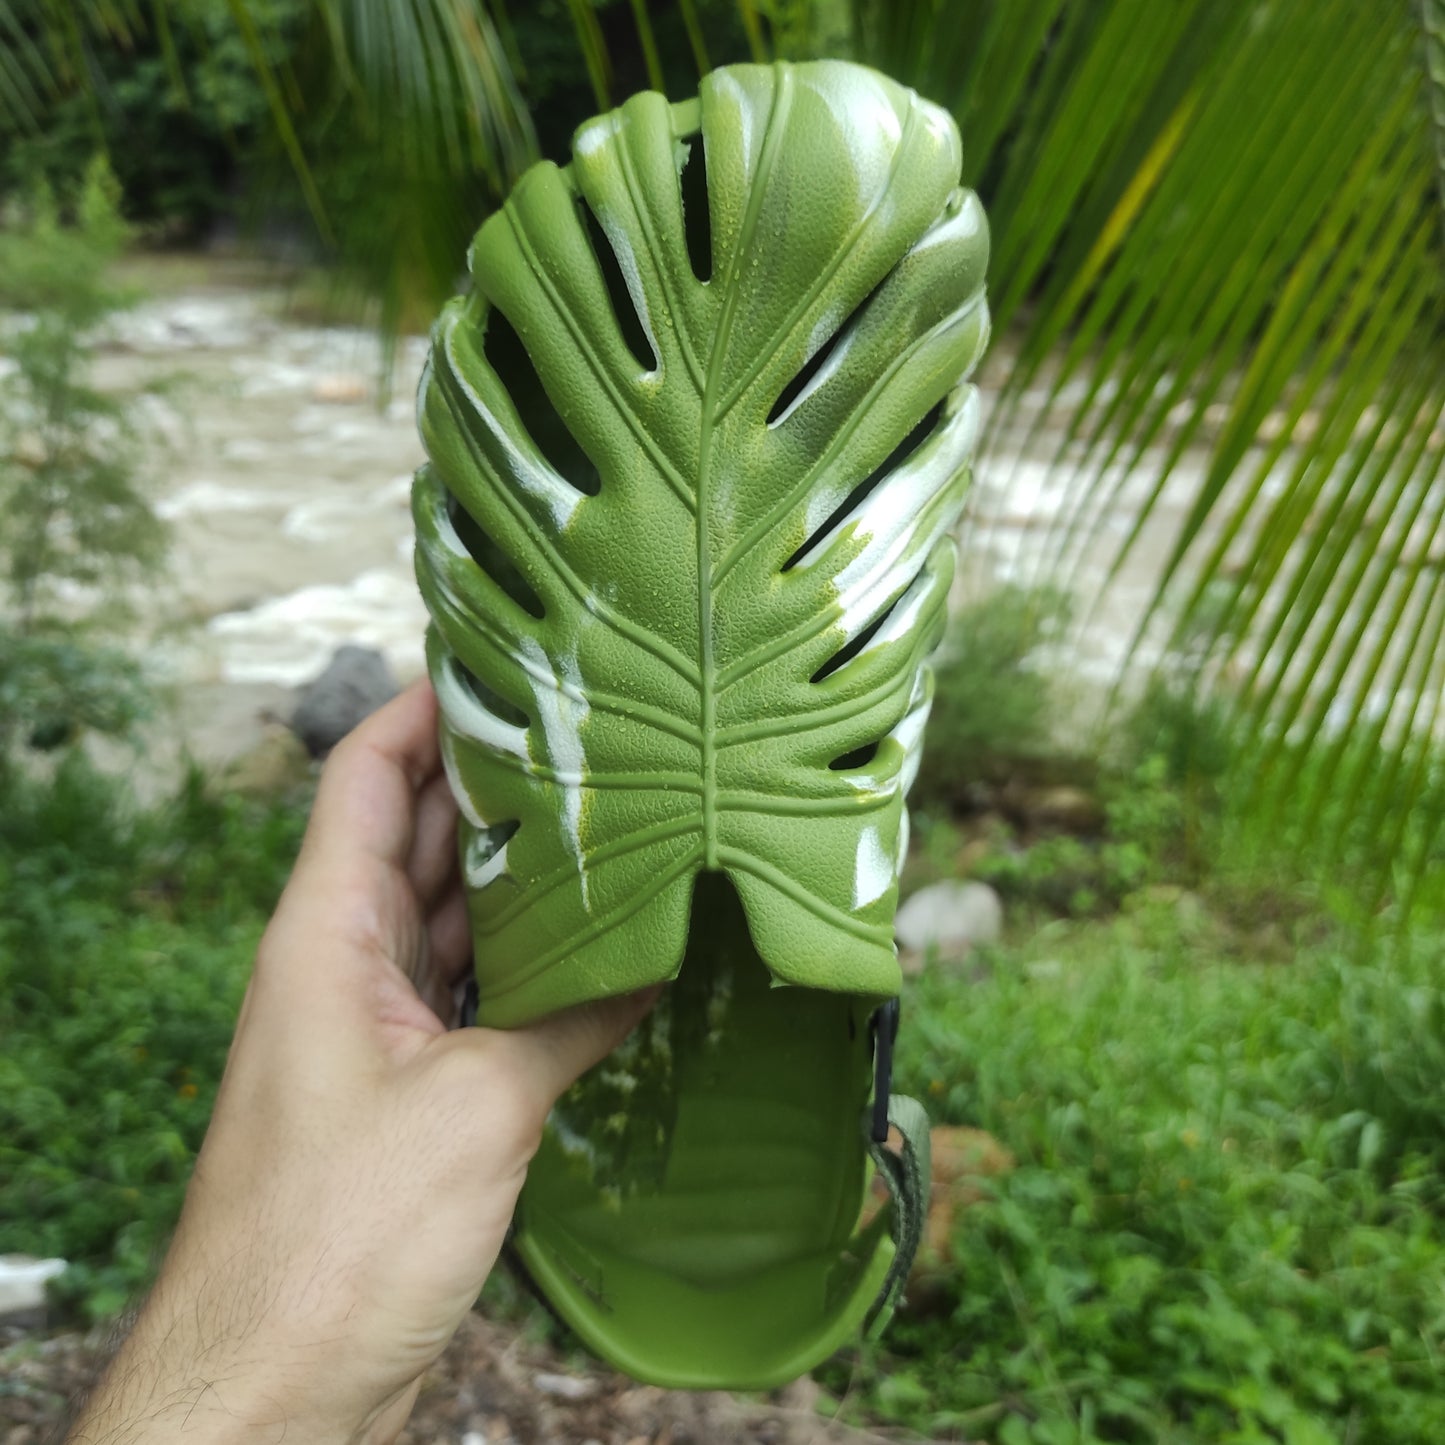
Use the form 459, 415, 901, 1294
300, 679, 444, 875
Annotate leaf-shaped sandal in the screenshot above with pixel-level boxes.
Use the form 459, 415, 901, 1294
413, 58, 989, 1390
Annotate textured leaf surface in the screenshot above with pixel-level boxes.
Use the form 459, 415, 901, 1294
415, 60, 988, 1023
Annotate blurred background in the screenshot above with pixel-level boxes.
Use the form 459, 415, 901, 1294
2, 2, 1444, 1441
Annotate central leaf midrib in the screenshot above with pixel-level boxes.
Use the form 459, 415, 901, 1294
695, 65, 794, 868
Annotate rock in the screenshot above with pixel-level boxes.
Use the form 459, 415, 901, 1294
221, 723, 313, 796
311, 373, 369, 403
1023, 784, 1104, 834
11, 431, 46, 470
290, 645, 399, 756
531, 1371, 597, 1401
924, 1126, 1015, 1261
954, 834, 994, 875
895, 880, 1003, 954
774, 1376, 821, 1413
1130, 883, 1185, 908
0, 1256, 66, 1324
1023, 958, 1064, 982
1126, 884, 1209, 931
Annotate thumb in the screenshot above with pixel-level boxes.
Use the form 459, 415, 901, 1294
508, 986, 662, 1105
473, 982, 664, 1115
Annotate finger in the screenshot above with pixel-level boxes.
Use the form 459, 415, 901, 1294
495, 988, 662, 1109
299, 682, 441, 876
408, 771, 460, 907
349, 678, 441, 791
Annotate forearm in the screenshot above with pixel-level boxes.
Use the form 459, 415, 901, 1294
65, 1268, 409, 1445
62, 687, 648, 1445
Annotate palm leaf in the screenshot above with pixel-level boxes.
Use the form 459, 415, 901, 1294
851, 0, 1445, 914
413, 61, 989, 1020
0, 0, 55, 131
1423, 0, 1445, 218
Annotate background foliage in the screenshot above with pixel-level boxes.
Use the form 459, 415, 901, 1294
0, 761, 305, 1321
0, 157, 163, 758
3, 2, 1445, 1440
6, 0, 1440, 913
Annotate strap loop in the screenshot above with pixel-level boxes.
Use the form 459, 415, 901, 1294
863, 1093, 932, 1334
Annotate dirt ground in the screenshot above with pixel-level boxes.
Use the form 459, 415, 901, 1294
0, 1312, 925, 1445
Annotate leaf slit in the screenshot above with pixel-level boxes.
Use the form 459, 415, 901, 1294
451, 652, 531, 730
812, 602, 896, 684
466, 818, 520, 885
474, 817, 520, 857
677, 132, 712, 282
577, 198, 659, 372
766, 275, 890, 426
448, 492, 546, 620
829, 741, 880, 770
482, 306, 601, 496
784, 398, 947, 571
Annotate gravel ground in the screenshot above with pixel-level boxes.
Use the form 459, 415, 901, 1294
0, 1313, 922, 1445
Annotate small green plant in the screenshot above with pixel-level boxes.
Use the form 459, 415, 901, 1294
967, 754, 1190, 918
823, 914, 1445, 1443
918, 584, 1073, 801
0, 759, 308, 1321
0, 157, 166, 759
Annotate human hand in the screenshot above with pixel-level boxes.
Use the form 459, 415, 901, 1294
68, 681, 655, 1444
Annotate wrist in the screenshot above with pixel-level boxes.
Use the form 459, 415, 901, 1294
66, 1277, 393, 1445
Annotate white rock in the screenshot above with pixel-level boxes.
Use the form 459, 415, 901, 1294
0, 1255, 67, 1319
312, 373, 369, 404
895, 880, 1003, 953
532, 1371, 598, 1401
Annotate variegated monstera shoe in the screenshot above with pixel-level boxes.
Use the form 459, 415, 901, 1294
413, 57, 988, 1390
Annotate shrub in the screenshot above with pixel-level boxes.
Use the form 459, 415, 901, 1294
0, 158, 167, 760
826, 919, 1445, 1442
0, 760, 307, 1321
918, 584, 1072, 801
0, 0, 307, 236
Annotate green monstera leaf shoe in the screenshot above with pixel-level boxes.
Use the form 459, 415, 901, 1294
413, 58, 988, 1389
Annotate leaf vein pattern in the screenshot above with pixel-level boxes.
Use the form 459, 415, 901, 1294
475, 815, 705, 933
436, 360, 702, 687
716, 670, 912, 745
711, 100, 922, 421
716, 790, 897, 817
476, 849, 705, 979
613, 135, 709, 393
710, 290, 986, 590
716, 479, 958, 691
482, 752, 703, 793
716, 846, 893, 944
695, 63, 795, 866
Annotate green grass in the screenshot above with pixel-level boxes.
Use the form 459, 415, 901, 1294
824, 913, 1445, 1443
6, 720, 1445, 1444
0, 757, 307, 1320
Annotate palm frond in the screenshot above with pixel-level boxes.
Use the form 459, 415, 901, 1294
677, 0, 712, 75
0, 0, 54, 131
566, 0, 613, 109
847, 0, 1445, 914
308, 0, 537, 187
1422, 0, 1445, 222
